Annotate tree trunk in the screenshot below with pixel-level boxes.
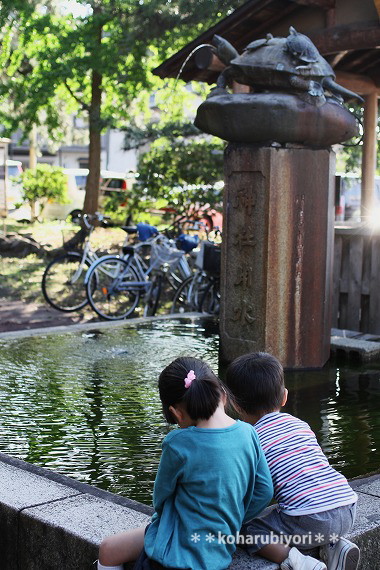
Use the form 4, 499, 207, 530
29, 200, 37, 220
83, 20, 103, 215
29, 124, 38, 221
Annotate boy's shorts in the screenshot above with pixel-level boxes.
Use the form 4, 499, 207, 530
241, 502, 357, 555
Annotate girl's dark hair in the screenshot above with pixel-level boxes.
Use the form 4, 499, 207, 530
225, 352, 285, 416
159, 356, 224, 423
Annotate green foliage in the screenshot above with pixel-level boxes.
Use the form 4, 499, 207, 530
17, 164, 68, 213
123, 119, 200, 150
135, 137, 225, 217
0, 1, 243, 135
336, 105, 380, 174
0, 0, 243, 212
102, 191, 128, 224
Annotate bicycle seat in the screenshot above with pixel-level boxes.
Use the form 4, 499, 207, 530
121, 226, 138, 234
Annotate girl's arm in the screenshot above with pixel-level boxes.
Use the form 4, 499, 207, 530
153, 437, 185, 515
244, 443, 274, 523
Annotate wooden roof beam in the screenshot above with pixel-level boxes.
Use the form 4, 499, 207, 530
310, 22, 380, 54
227, 4, 299, 48
288, 0, 335, 8
328, 51, 349, 67
335, 70, 380, 95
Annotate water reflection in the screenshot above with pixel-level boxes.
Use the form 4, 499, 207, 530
0, 320, 379, 504
284, 363, 380, 479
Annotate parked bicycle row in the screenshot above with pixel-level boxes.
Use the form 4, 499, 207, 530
41, 212, 221, 320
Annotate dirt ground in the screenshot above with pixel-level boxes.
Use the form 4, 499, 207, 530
0, 299, 101, 333
0, 221, 128, 334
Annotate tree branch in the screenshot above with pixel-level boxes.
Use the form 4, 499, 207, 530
63, 79, 90, 111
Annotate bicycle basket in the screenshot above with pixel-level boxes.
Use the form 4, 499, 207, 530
150, 239, 184, 272
195, 241, 221, 277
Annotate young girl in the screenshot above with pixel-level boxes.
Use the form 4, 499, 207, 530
97, 356, 273, 570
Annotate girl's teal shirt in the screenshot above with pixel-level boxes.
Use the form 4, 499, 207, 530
144, 420, 273, 570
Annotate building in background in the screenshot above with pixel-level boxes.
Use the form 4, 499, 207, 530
7, 119, 138, 176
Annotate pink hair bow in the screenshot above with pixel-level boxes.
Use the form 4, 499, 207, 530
184, 370, 196, 388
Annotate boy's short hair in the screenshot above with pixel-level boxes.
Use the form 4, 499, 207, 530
225, 352, 285, 416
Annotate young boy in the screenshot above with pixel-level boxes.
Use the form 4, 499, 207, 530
225, 352, 360, 570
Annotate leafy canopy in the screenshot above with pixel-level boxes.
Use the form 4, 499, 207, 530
0, 0, 245, 138
0, 0, 244, 215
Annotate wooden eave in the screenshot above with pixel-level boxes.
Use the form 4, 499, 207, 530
153, 0, 302, 84
153, 0, 380, 93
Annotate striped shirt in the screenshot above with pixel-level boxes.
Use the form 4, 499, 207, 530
254, 412, 357, 516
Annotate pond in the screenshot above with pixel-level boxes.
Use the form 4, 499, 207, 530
0, 317, 379, 505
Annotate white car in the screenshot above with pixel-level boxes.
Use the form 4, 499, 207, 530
43, 168, 129, 222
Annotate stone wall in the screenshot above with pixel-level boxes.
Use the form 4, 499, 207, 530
0, 452, 379, 569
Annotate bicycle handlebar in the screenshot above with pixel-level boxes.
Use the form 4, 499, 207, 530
81, 212, 110, 230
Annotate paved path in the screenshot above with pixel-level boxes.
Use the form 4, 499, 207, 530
0, 299, 99, 333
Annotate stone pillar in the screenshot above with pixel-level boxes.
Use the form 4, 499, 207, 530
219, 144, 335, 369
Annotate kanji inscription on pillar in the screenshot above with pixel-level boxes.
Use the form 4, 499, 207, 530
222, 170, 266, 342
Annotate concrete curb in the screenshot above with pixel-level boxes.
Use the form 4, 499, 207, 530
0, 452, 379, 569
0, 312, 208, 340
0, 452, 152, 570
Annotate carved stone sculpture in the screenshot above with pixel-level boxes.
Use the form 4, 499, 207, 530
213, 28, 362, 106
194, 27, 361, 145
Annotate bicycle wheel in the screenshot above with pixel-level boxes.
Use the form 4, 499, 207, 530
86, 256, 141, 320
166, 256, 193, 290
42, 252, 91, 312
170, 273, 210, 314
143, 273, 163, 317
199, 278, 220, 315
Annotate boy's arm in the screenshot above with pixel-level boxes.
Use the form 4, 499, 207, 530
244, 446, 273, 523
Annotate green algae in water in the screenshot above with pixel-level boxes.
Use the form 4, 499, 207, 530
0, 318, 379, 505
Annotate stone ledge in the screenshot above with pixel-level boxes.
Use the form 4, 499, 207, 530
331, 328, 380, 362
0, 452, 379, 569
331, 335, 380, 362
18, 494, 150, 570
0, 452, 151, 570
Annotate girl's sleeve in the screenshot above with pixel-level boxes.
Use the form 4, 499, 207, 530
243, 436, 273, 523
152, 436, 185, 515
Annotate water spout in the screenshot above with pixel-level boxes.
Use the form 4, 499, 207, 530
174, 43, 214, 86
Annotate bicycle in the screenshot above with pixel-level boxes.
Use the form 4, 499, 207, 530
41, 212, 111, 312
41, 215, 193, 313
170, 240, 221, 315
122, 222, 195, 291
198, 274, 220, 315
84, 231, 193, 320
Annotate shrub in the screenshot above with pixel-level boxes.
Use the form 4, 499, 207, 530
16, 164, 69, 220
